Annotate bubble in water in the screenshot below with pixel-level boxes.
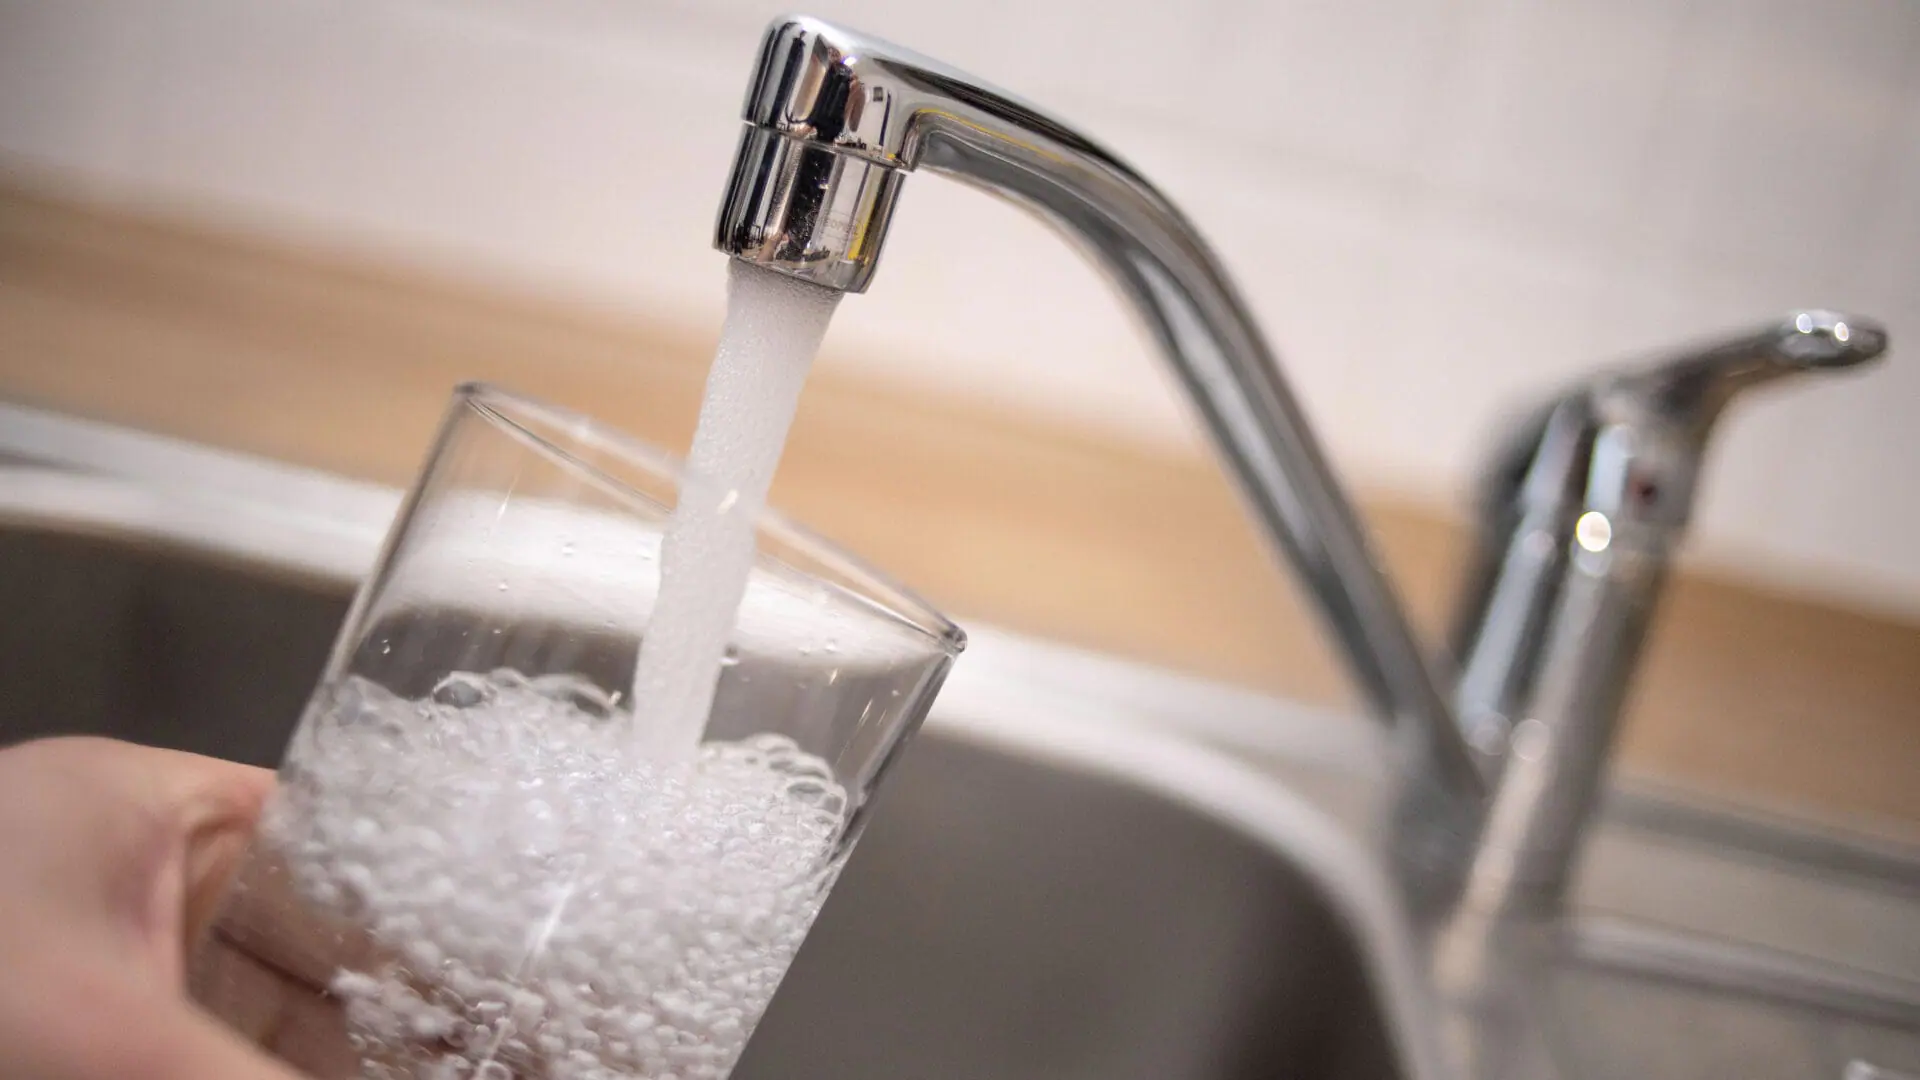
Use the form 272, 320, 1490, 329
266, 671, 849, 1080
527, 673, 620, 719
431, 672, 496, 708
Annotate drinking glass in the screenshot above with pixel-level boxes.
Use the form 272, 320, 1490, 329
190, 382, 964, 1080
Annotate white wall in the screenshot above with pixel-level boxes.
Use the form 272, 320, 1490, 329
3, 0, 1918, 617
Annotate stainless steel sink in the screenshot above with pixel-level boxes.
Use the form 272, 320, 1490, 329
0, 528, 1403, 1080
0, 410, 1414, 1080
2, 401, 1917, 1079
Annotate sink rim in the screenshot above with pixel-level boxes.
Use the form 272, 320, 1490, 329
7, 399, 1915, 860
0, 401, 1451, 1080
5, 398, 1918, 1074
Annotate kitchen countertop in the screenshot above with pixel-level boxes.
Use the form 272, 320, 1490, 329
1, 176, 1915, 837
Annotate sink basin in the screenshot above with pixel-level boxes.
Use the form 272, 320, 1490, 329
0, 490, 1412, 1080
3, 400, 1916, 1080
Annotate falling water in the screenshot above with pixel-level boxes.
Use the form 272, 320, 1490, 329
630, 260, 842, 756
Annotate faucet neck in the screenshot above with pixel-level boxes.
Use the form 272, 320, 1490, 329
716, 16, 1490, 873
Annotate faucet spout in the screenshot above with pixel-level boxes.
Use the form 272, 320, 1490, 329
714, 16, 1489, 829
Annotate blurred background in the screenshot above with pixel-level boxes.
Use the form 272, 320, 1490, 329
1, 0, 1915, 828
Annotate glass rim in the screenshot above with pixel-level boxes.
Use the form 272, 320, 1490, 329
453, 380, 965, 656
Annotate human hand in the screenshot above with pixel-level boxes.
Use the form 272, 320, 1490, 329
0, 736, 307, 1080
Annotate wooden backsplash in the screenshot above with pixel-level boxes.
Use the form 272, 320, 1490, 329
1, 178, 1915, 836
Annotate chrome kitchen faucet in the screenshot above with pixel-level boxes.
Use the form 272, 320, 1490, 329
710, 15, 1889, 918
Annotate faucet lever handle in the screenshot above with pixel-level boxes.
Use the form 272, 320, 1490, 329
1477, 309, 1890, 526
1619, 309, 1887, 435
1585, 309, 1889, 530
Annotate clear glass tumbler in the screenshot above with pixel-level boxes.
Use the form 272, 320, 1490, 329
190, 383, 964, 1080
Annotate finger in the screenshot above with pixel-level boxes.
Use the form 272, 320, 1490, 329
73, 739, 278, 946
0, 951, 309, 1080
187, 938, 290, 1047
190, 932, 360, 1079
260, 990, 360, 1080
178, 780, 273, 951
143, 743, 277, 985
208, 846, 381, 994
0, 737, 275, 985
